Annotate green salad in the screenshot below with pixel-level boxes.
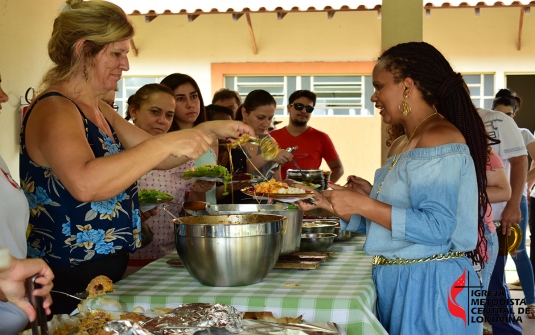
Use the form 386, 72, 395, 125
183, 164, 230, 178
183, 164, 232, 195
138, 189, 174, 204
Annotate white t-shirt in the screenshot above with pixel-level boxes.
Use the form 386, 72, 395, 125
0, 155, 29, 259
478, 108, 527, 220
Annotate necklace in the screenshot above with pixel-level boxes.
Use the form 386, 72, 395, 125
376, 111, 438, 195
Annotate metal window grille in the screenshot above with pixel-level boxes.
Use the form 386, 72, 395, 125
225, 75, 374, 116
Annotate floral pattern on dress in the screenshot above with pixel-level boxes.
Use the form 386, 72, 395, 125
99, 129, 121, 155
83, 192, 130, 221
21, 174, 59, 222
132, 208, 142, 248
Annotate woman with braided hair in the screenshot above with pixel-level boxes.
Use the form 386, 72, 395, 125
297, 42, 491, 334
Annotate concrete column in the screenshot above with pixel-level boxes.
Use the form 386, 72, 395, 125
379, 0, 424, 164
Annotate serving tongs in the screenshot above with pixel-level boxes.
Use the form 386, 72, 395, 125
219, 135, 279, 161
25, 275, 49, 335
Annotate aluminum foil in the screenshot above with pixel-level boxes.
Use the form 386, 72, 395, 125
106, 320, 151, 335
101, 303, 339, 335
139, 303, 243, 335
105, 319, 340, 335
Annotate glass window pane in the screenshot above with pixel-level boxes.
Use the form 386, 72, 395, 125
126, 88, 138, 98
463, 75, 481, 85
125, 77, 156, 86
116, 79, 124, 99
224, 76, 235, 89
333, 109, 349, 116
484, 74, 495, 97
237, 86, 283, 94
468, 86, 480, 96
314, 76, 361, 83
471, 98, 481, 108
364, 75, 374, 115
287, 76, 296, 97
237, 76, 283, 83
314, 86, 361, 93
483, 99, 493, 109
312, 108, 328, 116
301, 76, 311, 90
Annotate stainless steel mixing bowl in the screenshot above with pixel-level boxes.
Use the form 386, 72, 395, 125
301, 221, 337, 234
300, 233, 337, 252
173, 214, 284, 286
186, 203, 302, 255
333, 227, 352, 241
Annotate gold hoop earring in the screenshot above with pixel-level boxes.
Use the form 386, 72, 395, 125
399, 94, 411, 116
132, 117, 136, 123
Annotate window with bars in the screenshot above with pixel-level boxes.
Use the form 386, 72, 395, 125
115, 77, 165, 117
224, 75, 375, 116
114, 73, 495, 118
464, 74, 495, 109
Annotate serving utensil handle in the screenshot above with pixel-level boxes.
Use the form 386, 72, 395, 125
26, 275, 49, 335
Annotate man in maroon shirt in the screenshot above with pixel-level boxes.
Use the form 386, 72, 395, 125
270, 90, 344, 182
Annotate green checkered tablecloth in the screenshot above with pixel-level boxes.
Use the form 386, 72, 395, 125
108, 234, 387, 335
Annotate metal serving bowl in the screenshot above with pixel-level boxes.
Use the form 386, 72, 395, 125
184, 203, 303, 256
173, 214, 284, 287
301, 221, 337, 234
300, 233, 337, 252
333, 227, 352, 241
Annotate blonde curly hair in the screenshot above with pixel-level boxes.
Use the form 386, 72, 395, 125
40, 0, 134, 90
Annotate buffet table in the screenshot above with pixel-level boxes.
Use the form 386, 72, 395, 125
108, 234, 387, 335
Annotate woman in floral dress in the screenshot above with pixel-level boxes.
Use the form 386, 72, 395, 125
21, 0, 253, 315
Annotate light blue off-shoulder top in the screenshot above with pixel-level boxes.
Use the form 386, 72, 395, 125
342, 143, 478, 259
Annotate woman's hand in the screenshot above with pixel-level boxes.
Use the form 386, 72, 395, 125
323, 186, 363, 219
294, 185, 334, 214
344, 175, 372, 196
196, 121, 255, 140
190, 181, 216, 194
229, 180, 252, 192
140, 207, 158, 222
271, 149, 293, 164
0, 257, 54, 321
163, 129, 213, 160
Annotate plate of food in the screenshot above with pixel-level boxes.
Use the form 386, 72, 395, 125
241, 179, 313, 199
291, 181, 322, 190
138, 189, 174, 212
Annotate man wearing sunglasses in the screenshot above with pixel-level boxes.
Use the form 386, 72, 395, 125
270, 90, 344, 183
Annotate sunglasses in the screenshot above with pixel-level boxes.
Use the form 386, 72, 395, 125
290, 103, 314, 113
